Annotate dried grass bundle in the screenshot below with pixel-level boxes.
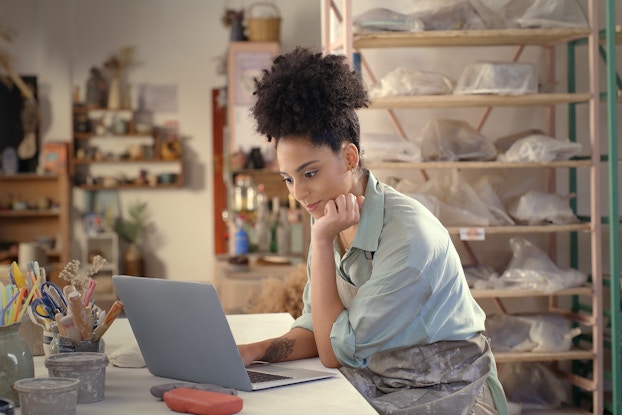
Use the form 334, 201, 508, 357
245, 263, 307, 318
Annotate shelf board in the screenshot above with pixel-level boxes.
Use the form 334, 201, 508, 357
353, 28, 591, 49
471, 286, 592, 299
494, 348, 593, 363
77, 183, 183, 190
0, 173, 64, 182
74, 132, 152, 140
0, 209, 61, 218
368, 93, 592, 109
445, 223, 590, 235
366, 159, 592, 170
73, 158, 181, 164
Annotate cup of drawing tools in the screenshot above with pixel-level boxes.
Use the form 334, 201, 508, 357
57, 292, 104, 353
2, 262, 42, 328
57, 334, 104, 353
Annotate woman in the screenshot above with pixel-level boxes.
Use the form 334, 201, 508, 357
237, 47, 508, 415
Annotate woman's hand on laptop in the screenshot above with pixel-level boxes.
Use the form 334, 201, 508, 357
237, 342, 264, 366
237, 329, 320, 367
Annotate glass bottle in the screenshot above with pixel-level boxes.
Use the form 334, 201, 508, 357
269, 197, 280, 253
0, 323, 35, 406
254, 184, 271, 252
234, 227, 249, 255
232, 175, 257, 219
232, 175, 247, 214
277, 209, 291, 256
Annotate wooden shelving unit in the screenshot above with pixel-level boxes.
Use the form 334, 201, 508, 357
70, 105, 184, 190
322, 1, 603, 413
0, 173, 71, 278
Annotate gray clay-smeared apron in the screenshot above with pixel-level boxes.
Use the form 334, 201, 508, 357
336, 277, 495, 415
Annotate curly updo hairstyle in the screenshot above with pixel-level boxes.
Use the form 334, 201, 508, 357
251, 47, 369, 156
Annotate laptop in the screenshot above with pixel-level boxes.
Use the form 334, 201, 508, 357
112, 275, 334, 391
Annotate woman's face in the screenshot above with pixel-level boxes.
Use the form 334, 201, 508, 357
276, 136, 354, 219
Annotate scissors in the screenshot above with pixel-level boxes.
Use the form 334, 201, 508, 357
30, 298, 57, 321
27, 304, 50, 330
30, 282, 67, 320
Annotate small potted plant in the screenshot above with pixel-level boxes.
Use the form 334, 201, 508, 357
115, 200, 150, 276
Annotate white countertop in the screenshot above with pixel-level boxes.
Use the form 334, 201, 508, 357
19, 313, 377, 414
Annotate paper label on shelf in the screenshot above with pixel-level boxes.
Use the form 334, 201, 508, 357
459, 227, 485, 241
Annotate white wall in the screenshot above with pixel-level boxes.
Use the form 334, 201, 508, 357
0, 0, 320, 281
0, 0, 619, 283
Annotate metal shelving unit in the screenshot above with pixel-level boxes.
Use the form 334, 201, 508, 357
602, 5, 621, 413
568, 2, 620, 412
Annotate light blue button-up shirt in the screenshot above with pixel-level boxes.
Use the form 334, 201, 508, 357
291, 170, 486, 368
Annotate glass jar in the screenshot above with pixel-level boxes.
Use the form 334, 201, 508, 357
0, 323, 35, 406
232, 175, 257, 219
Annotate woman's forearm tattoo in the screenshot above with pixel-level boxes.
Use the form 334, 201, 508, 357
261, 337, 295, 362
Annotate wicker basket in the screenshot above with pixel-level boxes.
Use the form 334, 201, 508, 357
246, 2, 281, 42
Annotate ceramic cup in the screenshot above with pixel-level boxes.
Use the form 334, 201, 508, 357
45, 352, 109, 404
13, 378, 80, 415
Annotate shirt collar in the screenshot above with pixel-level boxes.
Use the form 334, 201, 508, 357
351, 169, 384, 254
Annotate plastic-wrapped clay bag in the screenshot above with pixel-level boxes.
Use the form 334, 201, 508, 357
486, 313, 581, 353
503, 0, 588, 29
392, 178, 425, 195
463, 265, 500, 289
369, 67, 455, 98
499, 133, 582, 163
454, 62, 539, 95
494, 128, 544, 153
417, 118, 497, 161
499, 362, 570, 409
389, 178, 442, 217
507, 190, 578, 225
409, 0, 503, 31
499, 237, 588, 293
415, 169, 498, 226
353, 8, 423, 32
360, 132, 422, 162
472, 176, 515, 225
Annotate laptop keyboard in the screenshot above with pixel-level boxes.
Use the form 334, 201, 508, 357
247, 370, 293, 383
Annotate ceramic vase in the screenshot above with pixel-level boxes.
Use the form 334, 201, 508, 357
107, 75, 121, 110
0, 323, 35, 406
124, 242, 144, 277
229, 18, 246, 41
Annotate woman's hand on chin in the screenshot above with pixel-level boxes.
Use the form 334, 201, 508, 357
313, 194, 364, 240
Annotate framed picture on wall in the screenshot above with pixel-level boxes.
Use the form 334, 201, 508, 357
227, 41, 279, 157
41, 141, 68, 174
